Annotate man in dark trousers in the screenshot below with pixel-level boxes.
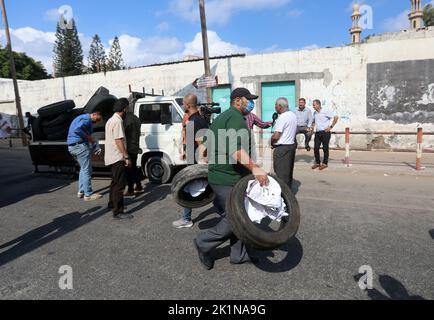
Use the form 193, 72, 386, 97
193, 88, 269, 270
105, 98, 133, 220
173, 93, 209, 229
271, 97, 298, 188
312, 100, 339, 171
123, 110, 144, 197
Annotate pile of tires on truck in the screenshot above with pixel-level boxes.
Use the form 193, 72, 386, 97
32, 87, 118, 142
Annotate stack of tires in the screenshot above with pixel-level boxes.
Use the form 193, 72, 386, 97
31, 87, 117, 142
33, 100, 78, 141
84, 88, 118, 141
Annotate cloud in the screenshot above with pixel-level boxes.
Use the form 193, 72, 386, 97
383, 10, 410, 32
382, 0, 434, 32
1, 25, 249, 74
287, 9, 303, 17
116, 34, 183, 67
0, 27, 56, 72
183, 30, 250, 57
44, 5, 74, 22
157, 22, 170, 32
169, 0, 291, 25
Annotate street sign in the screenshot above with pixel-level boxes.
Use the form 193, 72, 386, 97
193, 76, 219, 89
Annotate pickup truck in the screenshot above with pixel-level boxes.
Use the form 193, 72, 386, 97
29, 95, 188, 184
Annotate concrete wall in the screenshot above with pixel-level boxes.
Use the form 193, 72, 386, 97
1, 27, 434, 150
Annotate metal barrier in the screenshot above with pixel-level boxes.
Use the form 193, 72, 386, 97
254, 128, 433, 171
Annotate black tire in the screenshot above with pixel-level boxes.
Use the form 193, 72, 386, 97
41, 112, 73, 128
84, 94, 117, 120
92, 132, 106, 141
43, 123, 70, 136
171, 165, 215, 209
72, 108, 85, 118
38, 100, 75, 118
145, 156, 173, 184
46, 129, 69, 141
32, 117, 46, 141
228, 175, 301, 251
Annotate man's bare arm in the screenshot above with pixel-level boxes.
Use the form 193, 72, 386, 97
232, 149, 269, 186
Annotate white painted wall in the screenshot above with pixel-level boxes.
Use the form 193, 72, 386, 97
1, 28, 433, 150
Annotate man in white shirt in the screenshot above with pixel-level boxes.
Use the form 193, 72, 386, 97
312, 100, 339, 171
271, 97, 298, 188
105, 98, 133, 220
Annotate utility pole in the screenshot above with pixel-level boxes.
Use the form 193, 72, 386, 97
198, 0, 212, 103
1, 0, 27, 146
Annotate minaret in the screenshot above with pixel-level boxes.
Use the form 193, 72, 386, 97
350, 3, 362, 44
409, 0, 424, 30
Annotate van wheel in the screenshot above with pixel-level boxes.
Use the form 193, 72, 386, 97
145, 157, 173, 184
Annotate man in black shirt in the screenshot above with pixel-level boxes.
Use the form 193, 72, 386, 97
173, 94, 209, 229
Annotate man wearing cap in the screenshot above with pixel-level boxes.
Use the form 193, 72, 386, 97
193, 88, 269, 270
105, 98, 133, 220
271, 97, 298, 188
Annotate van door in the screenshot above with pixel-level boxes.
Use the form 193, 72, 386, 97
138, 101, 184, 166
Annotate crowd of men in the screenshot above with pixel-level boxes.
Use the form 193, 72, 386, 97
67, 98, 142, 220
65, 87, 338, 269
172, 88, 338, 270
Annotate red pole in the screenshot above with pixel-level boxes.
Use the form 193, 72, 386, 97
416, 128, 423, 171
345, 127, 350, 167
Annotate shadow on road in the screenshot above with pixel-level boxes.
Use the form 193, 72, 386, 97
212, 238, 303, 273
354, 274, 425, 300
0, 206, 107, 267
126, 183, 171, 216
295, 154, 315, 164
0, 174, 71, 210
429, 229, 434, 240
250, 238, 303, 273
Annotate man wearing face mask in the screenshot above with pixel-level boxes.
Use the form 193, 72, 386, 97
193, 88, 269, 270
67, 110, 103, 202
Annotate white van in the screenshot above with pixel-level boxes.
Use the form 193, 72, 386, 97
134, 96, 187, 184
29, 95, 189, 183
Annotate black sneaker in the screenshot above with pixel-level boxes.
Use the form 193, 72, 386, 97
306, 146, 311, 152
113, 213, 134, 220
193, 239, 214, 270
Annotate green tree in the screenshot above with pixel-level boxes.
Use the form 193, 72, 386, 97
424, 3, 434, 27
106, 36, 124, 71
53, 18, 84, 77
88, 34, 106, 73
0, 45, 49, 80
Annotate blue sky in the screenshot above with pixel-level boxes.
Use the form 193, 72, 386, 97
0, 0, 431, 73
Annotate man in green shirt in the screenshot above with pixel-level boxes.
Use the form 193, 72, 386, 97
194, 88, 269, 270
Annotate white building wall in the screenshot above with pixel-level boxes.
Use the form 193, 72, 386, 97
1, 28, 433, 149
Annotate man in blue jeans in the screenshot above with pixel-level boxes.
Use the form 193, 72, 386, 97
67, 111, 103, 201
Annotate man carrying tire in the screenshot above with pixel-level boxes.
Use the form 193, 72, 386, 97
67, 110, 103, 201
193, 88, 269, 270
173, 93, 209, 229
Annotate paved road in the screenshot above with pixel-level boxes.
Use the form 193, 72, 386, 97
0, 149, 433, 300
